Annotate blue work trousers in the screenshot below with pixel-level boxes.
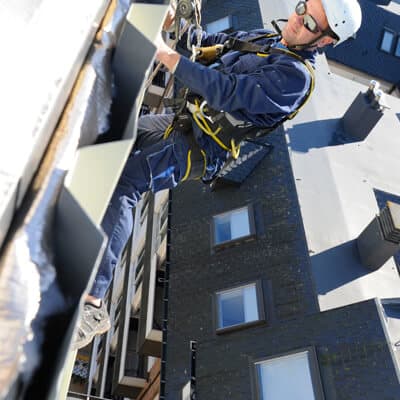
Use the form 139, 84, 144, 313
89, 114, 190, 299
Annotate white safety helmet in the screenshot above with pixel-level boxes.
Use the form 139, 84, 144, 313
321, 0, 362, 46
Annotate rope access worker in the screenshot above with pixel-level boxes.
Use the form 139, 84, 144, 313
73, 0, 362, 349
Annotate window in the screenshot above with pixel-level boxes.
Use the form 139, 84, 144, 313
212, 206, 255, 246
395, 37, 400, 57
216, 282, 263, 331
255, 349, 324, 400
380, 29, 394, 53
206, 15, 233, 34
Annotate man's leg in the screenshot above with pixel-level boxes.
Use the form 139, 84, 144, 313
73, 114, 188, 349
90, 114, 181, 299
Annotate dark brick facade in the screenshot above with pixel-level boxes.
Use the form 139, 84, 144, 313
163, 2, 400, 399
193, 299, 399, 400
202, 0, 263, 32
165, 132, 326, 398
165, 130, 400, 398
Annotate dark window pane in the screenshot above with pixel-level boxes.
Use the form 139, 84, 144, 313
381, 30, 394, 53
220, 294, 245, 327
215, 220, 231, 243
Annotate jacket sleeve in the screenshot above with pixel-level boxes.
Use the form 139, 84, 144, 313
174, 54, 311, 124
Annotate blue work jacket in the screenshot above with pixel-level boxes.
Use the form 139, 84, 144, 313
173, 29, 316, 181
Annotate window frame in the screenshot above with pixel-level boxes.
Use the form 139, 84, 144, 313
379, 28, 396, 54
211, 204, 256, 250
252, 347, 325, 400
214, 280, 265, 334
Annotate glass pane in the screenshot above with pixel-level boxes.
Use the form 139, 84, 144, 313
243, 285, 259, 322
218, 288, 245, 328
381, 30, 394, 52
214, 207, 250, 244
230, 209, 250, 239
257, 351, 316, 400
217, 284, 259, 328
214, 217, 232, 244
395, 38, 400, 57
206, 16, 232, 34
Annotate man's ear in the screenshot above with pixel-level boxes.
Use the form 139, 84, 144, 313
317, 36, 335, 48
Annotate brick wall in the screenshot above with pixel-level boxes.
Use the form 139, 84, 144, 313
165, 132, 323, 398
164, 132, 400, 399
202, 0, 263, 32
162, 2, 400, 399
166, 295, 400, 399
193, 299, 399, 400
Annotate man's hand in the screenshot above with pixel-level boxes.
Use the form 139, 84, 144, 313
155, 33, 181, 73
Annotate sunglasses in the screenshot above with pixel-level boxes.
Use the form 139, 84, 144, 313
295, 1, 320, 34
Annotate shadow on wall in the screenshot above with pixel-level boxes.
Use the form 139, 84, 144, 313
310, 239, 372, 295
286, 118, 364, 153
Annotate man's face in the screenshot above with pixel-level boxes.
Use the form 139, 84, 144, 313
281, 0, 333, 48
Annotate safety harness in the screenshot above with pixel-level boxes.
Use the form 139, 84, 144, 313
165, 33, 315, 181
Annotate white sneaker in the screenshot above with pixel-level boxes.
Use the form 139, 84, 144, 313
72, 302, 111, 350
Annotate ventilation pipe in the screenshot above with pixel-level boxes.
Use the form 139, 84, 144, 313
357, 201, 400, 270
342, 80, 389, 141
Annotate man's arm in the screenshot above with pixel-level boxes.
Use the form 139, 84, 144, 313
155, 34, 310, 126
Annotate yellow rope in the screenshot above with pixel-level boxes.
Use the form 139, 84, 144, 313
163, 124, 174, 139
189, 99, 243, 159
230, 139, 240, 159
191, 100, 231, 152
181, 150, 192, 182
180, 148, 207, 181
199, 149, 207, 179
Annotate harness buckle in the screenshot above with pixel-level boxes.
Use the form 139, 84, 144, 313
224, 37, 236, 50
195, 44, 224, 64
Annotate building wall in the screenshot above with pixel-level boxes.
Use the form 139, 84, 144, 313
165, 132, 320, 398
193, 299, 399, 400
327, 60, 400, 98
163, 2, 400, 399
165, 131, 400, 399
